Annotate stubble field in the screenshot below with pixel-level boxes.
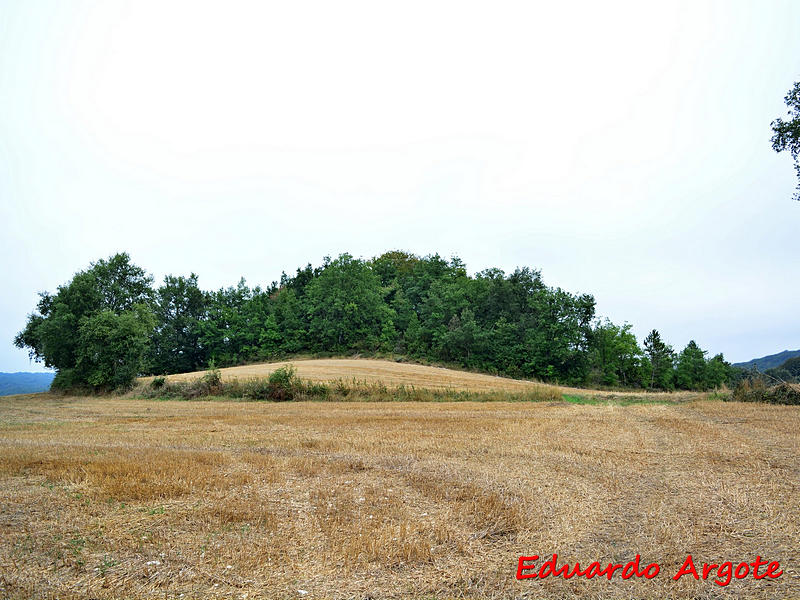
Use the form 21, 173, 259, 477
141, 358, 703, 401
0, 389, 798, 599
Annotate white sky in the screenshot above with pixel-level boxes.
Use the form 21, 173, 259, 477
1, 0, 799, 372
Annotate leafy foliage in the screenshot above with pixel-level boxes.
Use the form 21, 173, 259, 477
762, 355, 800, 384
149, 274, 207, 375
305, 254, 390, 352
15, 253, 155, 391
16, 250, 737, 392
643, 330, 675, 390
588, 320, 643, 387
771, 80, 800, 201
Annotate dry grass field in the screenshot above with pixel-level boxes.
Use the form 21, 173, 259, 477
1, 391, 798, 599
142, 358, 702, 401
148, 358, 559, 392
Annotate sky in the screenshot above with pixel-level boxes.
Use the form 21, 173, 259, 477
1, 0, 799, 373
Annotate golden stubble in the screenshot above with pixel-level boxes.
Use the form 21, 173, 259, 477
0, 395, 798, 599
140, 357, 704, 400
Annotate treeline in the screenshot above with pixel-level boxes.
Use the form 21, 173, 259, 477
762, 356, 800, 384
15, 251, 736, 391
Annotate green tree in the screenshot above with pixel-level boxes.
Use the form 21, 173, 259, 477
199, 278, 253, 366
777, 356, 800, 378
705, 353, 733, 389
771, 80, 800, 201
149, 274, 207, 374
523, 288, 595, 382
77, 305, 156, 388
675, 340, 707, 390
14, 253, 155, 390
270, 287, 307, 354
403, 312, 425, 356
305, 254, 391, 352
643, 329, 675, 390
441, 308, 482, 366
589, 319, 644, 387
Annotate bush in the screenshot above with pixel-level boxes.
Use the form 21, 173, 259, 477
304, 382, 330, 399
185, 365, 222, 397
238, 365, 303, 401
241, 378, 274, 400
731, 377, 767, 403
266, 365, 300, 401
768, 383, 800, 405
732, 379, 800, 405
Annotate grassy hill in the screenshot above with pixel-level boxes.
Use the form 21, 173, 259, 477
153, 358, 548, 392
143, 357, 701, 402
0, 372, 55, 397
733, 349, 800, 372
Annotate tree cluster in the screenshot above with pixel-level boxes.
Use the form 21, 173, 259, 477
771, 80, 800, 201
16, 251, 735, 391
767, 356, 800, 383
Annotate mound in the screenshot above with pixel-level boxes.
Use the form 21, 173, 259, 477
151, 358, 547, 393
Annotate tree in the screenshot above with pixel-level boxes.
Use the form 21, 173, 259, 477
771, 80, 800, 201
199, 278, 253, 366
589, 319, 644, 387
149, 274, 207, 374
675, 340, 707, 390
14, 253, 156, 390
643, 329, 675, 390
441, 308, 482, 366
77, 305, 156, 388
304, 254, 391, 352
781, 356, 800, 378
705, 353, 733, 389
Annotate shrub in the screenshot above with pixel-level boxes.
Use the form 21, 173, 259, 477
151, 376, 166, 390
304, 382, 330, 399
732, 379, 800, 405
334, 380, 350, 397
241, 378, 274, 401
266, 365, 299, 401
768, 383, 800, 405
185, 365, 222, 397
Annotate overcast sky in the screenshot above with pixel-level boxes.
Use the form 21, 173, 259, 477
1, 0, 799, 373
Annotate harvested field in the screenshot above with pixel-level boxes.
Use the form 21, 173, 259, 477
1, 394, 798, 599
146, 358, 552, 392
142, 358, 701, 401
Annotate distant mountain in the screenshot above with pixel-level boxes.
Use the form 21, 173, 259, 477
0, 372, 55, 396
733, 350, 800, 372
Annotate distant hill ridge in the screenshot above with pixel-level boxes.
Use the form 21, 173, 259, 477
0, 372, 55, 397
733, 349, 800, 372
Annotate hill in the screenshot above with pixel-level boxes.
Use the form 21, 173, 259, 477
0, 372, 54, 397
145, 358, 701, 401
733, 349, 800, 372
151, 358, 548, 392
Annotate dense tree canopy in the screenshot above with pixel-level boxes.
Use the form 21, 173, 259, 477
771, 80, 800, 201
763, 355, 800, 384
14, 253, 155, 390
15, 251, 736, 391
149, 274, 207, 375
